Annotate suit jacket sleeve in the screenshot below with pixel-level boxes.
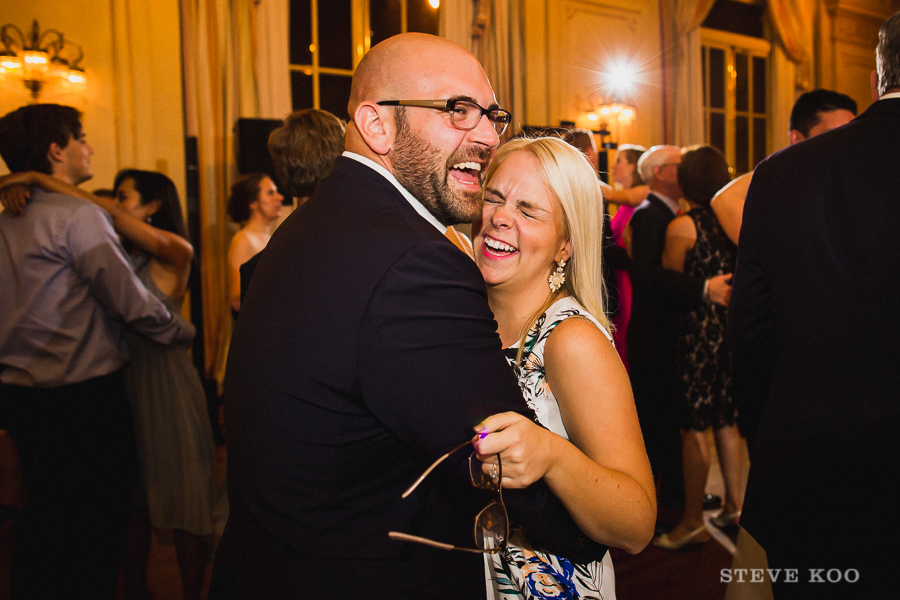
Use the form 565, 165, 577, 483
630, 203, 705, 309
357, 238, 609, 562
727, 161, 777, 396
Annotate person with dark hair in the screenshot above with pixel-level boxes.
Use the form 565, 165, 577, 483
111, 169, 221, 600
1, 166, 220, 599
0, 105, 194, 599
655, 145, 741, 549
712, 88, 857, 245
788, 88, 857, 143
626, 145, 732, 514
267, 108, 345, 199
226, 173, 283, 314
728, 11, 900, 598
709, 88, 859, 460
115, 168, 190, 239
0, 103, 83, 175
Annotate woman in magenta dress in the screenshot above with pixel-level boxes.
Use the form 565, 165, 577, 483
605, 144, 647, 369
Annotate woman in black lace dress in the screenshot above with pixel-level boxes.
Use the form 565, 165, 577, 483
654, 145, 743, 549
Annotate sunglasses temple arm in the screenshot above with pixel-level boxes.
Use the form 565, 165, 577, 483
388, 532, 496, 554
400, 439, 475, 498
388, 531, 455, 551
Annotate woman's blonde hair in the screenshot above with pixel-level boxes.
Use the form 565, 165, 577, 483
483, 136, 610, 362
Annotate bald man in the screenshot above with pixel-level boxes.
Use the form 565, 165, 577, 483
211, 34, 607, 599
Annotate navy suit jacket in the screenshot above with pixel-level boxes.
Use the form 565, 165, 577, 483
728, 99, 900, 586
626, 194, 705, 368
214, 157, 606, 599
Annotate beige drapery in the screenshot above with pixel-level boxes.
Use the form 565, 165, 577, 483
767, 0, 814, 92
181, 0, 290, 385
440, 0, 526, 133
660, 0, 717, 146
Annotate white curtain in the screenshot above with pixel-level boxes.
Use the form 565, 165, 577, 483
182, 0, 275, 383
440, 0, 476, 51
767, 0, 814, 92
254, 0, 292, 119
662, 0, 717, 146
441, 0, 526, 134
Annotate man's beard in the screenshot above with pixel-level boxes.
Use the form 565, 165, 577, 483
391, 108, 489, 226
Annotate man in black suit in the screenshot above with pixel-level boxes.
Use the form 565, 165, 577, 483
626, 145, 731, 507
728, 12, 900, 598
711, 90, 857, 458
210, 33, 606, 599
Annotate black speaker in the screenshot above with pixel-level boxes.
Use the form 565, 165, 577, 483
234, 117, 288, 199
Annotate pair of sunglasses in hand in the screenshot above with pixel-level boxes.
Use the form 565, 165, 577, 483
388, 437, 508, 554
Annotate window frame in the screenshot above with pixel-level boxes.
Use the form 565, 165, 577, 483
701, 28, 771, 175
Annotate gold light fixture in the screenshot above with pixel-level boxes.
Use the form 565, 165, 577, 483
0, 20, 87, 100
597, 102, 636, 125
585, 101, 636, 149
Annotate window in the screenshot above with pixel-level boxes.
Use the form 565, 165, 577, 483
289, 0, 440, 119
701, 28, 770, 175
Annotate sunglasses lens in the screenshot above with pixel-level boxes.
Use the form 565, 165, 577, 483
468, 453, 501, 491
474, 501, 508, 551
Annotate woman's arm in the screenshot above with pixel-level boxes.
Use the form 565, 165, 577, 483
0, 171, 193, 272
661, 215, 697, 274
475, 319, 656, 554
227, 230, 253, 313
603, 184, 649, 207
0, 172, 33, 214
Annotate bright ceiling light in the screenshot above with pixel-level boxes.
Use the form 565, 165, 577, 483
605, 59, 639, 98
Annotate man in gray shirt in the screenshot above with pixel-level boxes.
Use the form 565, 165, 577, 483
0, 104, 195, 600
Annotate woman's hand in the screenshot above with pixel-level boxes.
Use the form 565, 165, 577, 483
0, 172, 36, 215
472, 412, 561, 489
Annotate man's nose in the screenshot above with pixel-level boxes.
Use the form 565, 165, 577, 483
468, 113, 501, 149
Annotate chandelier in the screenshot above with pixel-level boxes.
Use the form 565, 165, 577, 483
0, 20, 87, 100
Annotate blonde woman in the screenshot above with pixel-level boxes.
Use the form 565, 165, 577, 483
471, 137, 655, 599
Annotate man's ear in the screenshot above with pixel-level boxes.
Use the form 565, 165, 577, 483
47, 142, 66, 166
788, 129, 805, 145
353, 102, 394, 156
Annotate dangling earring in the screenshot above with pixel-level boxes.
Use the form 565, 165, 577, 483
549, 259, 566, 292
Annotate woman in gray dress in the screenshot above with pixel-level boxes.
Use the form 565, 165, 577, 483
112, 169, 221, 600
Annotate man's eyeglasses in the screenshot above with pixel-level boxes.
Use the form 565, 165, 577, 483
376, 98, 512, 135
388, 437, 508, 554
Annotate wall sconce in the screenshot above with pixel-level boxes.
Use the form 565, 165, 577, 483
0, 20, 87, 100
586, 99, 636, 149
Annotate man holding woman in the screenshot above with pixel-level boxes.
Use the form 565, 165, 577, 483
214, 33, 649, 599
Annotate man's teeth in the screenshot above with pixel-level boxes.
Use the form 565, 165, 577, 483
452, 161, 481, 171
484, 238, 516, 252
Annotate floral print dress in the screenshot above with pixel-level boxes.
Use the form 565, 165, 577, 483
486, 296, 616, 600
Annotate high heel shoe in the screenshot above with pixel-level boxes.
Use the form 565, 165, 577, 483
652, 525, 710, 550
710, 510, 741, 528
